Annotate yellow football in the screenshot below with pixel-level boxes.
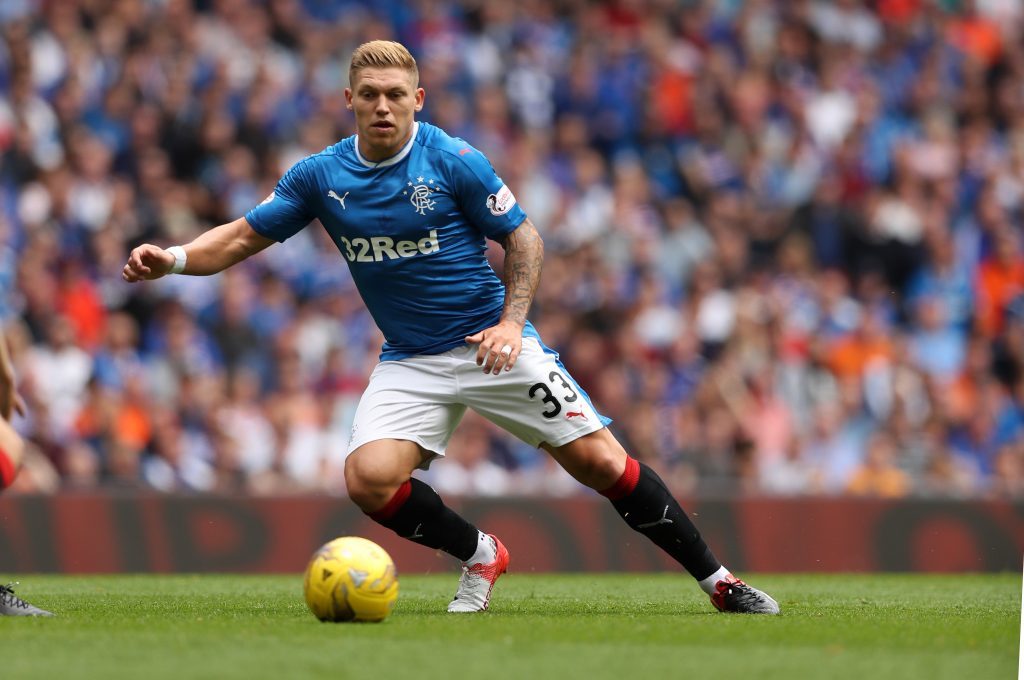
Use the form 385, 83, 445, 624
303, 536, 399, 622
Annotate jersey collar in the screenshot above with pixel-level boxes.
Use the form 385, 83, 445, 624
354, 122, 419, 168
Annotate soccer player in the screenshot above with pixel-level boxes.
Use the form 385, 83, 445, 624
0, 329, 54, 616
123, 40, 779, 615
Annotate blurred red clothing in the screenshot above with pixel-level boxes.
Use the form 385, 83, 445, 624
947, 15, 1003, 65
827, 335, 893, 380
652, 68, 693, 136
59, 275, 106, 351
975, 258, 1024, 337
877, 0, 922, 24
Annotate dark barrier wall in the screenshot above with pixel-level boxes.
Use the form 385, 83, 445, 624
0, 494, 1021, 573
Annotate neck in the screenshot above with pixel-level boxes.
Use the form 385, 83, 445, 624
358, 126, 415, 163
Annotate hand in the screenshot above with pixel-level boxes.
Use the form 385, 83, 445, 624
122, 244, 175, 282
465, 321, 523, 375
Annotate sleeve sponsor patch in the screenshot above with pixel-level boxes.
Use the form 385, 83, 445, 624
486, 184, 516, 216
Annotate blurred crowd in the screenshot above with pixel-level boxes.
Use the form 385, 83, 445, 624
1, 0, 1022, 498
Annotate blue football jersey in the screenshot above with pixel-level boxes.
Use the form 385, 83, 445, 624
246, 122, 536, 360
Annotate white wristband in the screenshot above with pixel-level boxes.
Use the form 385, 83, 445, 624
167, 246, 187, 275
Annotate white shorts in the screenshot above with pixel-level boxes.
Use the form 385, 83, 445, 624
346, 337, 609, 465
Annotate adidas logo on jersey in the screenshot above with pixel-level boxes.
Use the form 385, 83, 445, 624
339, 229, 440, 263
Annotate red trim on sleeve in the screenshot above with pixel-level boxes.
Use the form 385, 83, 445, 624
0, 447, 16, 490
599, 455, 640, 500
368, 480, 412, 521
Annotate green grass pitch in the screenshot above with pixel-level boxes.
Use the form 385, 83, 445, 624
0, 573, 1019, 679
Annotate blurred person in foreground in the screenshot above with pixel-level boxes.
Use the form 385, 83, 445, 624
0, 328, 54, 617
123, 41, 778, 615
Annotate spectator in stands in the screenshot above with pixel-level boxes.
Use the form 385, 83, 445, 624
846, 431, 911, 498
0, 0, 1020, 498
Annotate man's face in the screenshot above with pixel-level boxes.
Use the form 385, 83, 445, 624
345, 67, 424, 161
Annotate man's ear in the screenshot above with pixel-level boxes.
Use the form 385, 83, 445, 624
344, 88, 353, 110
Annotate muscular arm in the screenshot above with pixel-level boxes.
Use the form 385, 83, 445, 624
497, 218, 544, 328
465, 218, 544, 374
122, 217, 275, 281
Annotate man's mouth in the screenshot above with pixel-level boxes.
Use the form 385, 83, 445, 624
371, 121, 394, 130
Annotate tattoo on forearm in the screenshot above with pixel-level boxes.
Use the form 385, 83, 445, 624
501, 222, 544, 327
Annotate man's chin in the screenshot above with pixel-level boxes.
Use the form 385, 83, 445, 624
367, 126, 396, 139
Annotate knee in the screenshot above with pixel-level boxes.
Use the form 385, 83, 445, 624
579, 449, 627, 491
551, 434, 627, 491
344, 452, 407, 513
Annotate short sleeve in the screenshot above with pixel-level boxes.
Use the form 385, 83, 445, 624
245, 161, 316, 242
448, 145, 528, 240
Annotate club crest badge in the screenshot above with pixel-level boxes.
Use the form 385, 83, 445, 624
403, 177, 438, 215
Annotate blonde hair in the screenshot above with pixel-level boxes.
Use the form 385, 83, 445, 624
349, 40, 419, 87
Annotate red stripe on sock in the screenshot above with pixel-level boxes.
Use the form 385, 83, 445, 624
0, 447, 15, 490
599, 456, 640, 500
368, 480, 412, 521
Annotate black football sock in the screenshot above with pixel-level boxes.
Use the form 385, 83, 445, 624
600, 456, 722, 581
367, 478, 480, 562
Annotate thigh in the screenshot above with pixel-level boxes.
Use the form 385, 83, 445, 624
347, 355, 467, 468
346, 438, 431, 480
456, 337, 610, 448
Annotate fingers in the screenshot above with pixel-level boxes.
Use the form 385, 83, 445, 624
122, 248, 148, 282
13, 393, 25, 418
476, 339, 520, 375
497, 343, 520, 373
466, 324, 522, 375
122, 245, 161, 282
122, 262, 141, 282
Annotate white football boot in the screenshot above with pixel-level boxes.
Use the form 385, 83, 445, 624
0, 582, 54, 617
710, 575, 780, 615
447, 534, 510, 613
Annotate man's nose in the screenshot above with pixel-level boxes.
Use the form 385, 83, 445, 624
375, 95, 390, 113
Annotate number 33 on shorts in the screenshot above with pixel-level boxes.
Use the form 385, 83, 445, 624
462, 337, 609, 448
345, 337, 610, 458
528, 370, 579, 419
